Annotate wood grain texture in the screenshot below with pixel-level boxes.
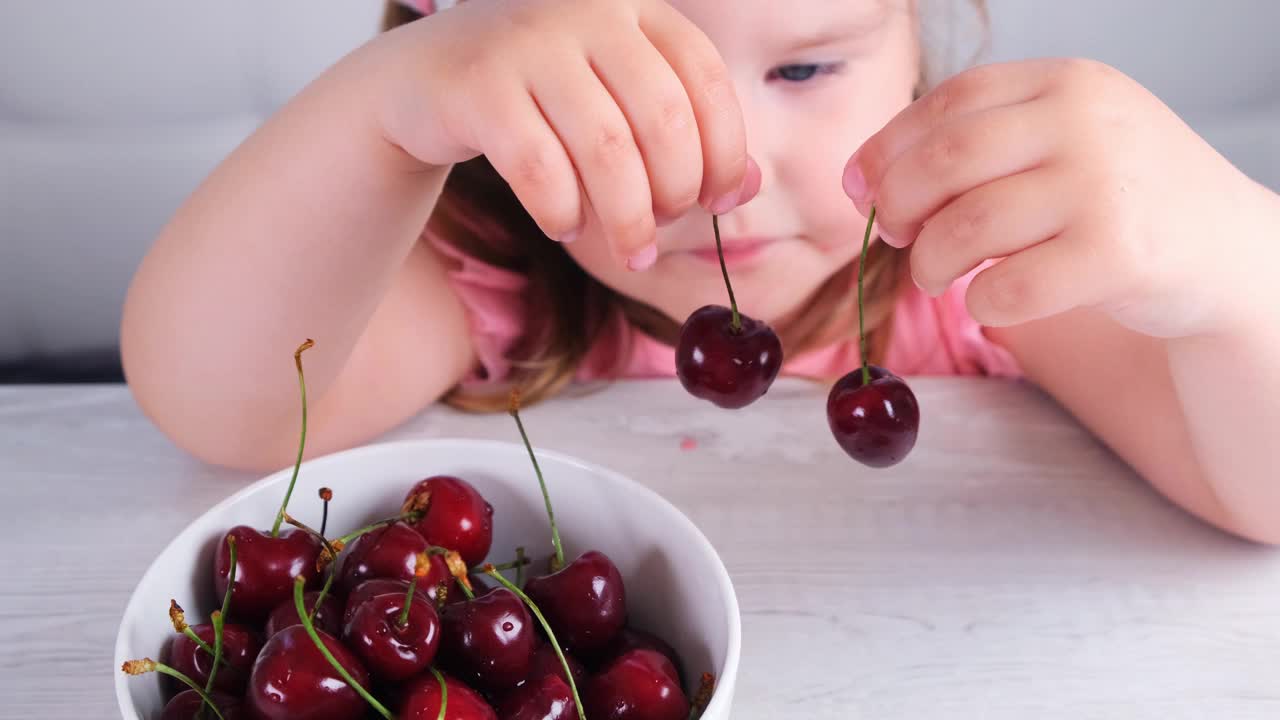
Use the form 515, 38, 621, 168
1, 378, 1278, 719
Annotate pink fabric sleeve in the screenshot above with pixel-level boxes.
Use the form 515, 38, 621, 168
426, 232, 527, 386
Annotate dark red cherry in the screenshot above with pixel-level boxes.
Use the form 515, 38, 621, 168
337, 521, 447, 593
527, 641, 586, 687
523, 550, 626, 656
160, 689, 248, 720
675, 305, 782, 409
343, 590, 440, 683
403, 476, 495, 566
593, 628, 683, 683
343, 578, 430, 627
399, 672, 497, 719
214, 526, 322, 623
246, 624, 369, 720
440, 587, 536, 692
585, 648, 689, 720
826, 365, 920, 468
163, 623, 261, 695
264, 590, 343, 639
499, 673, 577, 720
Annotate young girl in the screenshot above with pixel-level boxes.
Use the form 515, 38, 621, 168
121, 0, 1280, 544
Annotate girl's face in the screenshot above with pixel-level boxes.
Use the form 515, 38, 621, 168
565, 0, 919, 327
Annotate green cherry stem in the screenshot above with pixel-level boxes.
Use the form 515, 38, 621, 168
282, 512, 341, 619
484, 566, 586, 720
858, 206, 877, 386
293, 576, 392, 719
203, 535, 237, 695
167, 601, 231, 670
445, 551, 476, 601
333, 510, 423, 546
272, 339, 314, 538
429, 666, 449, 720
508, 391, 565, 571
398, 552, 429, 628
712, 215, 742, 333
121, 659, 227, 720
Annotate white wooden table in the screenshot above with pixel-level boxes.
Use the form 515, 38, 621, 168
2, 379, 1278, 719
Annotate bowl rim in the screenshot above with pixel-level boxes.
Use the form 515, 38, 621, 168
114, 436, 741, 718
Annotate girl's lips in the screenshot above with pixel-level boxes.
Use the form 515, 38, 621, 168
688, 237, 778, 267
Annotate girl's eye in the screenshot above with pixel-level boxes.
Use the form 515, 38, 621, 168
768, 63, 843, 83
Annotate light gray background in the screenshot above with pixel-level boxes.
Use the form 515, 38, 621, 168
2, 1, 1277, 367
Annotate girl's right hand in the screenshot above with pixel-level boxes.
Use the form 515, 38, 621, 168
374, 0, 759, 269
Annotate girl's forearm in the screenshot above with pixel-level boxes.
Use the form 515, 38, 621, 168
1165, 184, 1280, 542
121, 36, 452, 465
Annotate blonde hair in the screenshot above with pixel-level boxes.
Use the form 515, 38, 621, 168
382, 1, 988, 412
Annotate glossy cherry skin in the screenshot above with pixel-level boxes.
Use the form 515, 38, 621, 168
214, 526, 322, 623
527, 641, 587, 687
523, 550, 627, 656
163, 622, 261, 695
343, 578, 430, 627
826, 365, 920, 468
160, 689, 247, 720
337, 521, 448, 593
593, 628, 683, 684
343, 590, 440, 683
584, 648, 689, 720
440, 587, 536, 692
404, 476, 495, 566
246, 625, 370, 720
264, 590, 343, 639
399, 672, 497, 720
675, 305, 783, 409
499, 673, 577, 720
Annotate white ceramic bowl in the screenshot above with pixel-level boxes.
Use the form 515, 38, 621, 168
115, 438, 740, 719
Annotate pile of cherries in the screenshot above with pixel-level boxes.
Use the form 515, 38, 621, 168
676, 206, 920, 468
123, 343, 714, 720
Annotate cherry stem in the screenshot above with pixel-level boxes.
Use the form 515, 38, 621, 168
333, 511, 423, 546
204, 535, 236, 695
282, 512, 341, 619
445, 551, 476, 600
484, 567, 586, 720
687, 672, 717, 720
509, 391, 565, 571
514, 546, 526, 587
121, 659, 227, 720
397, 574, 420, 628
428, 666, 449, 720
168, 600, 232, 670
858, 206, 876, 386
272, 339, 314, 538
319, 487, 333, 538
293, 576, 391, 719
476, 553, 530, 575
712, 215, 742, 333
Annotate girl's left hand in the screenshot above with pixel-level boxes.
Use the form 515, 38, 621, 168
842, 58, 1269, 340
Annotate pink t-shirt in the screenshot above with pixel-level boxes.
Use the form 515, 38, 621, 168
429, 232, 1021, 388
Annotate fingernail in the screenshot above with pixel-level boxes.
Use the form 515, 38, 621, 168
709, 190, 740, 216
559, 228, 580, 244
843, 153, 870, 207
879, 229, 902, 248
627, 243, 657, 271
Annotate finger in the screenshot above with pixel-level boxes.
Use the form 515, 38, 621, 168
588, 33, 703, 224
530, 56, 656, 267
875, 102, 1056, 247
910, 167, 1070, 296
641, 2, 750, 213
845, 59, 1061, 213
965, 227, 1105, 327
477, 86, 585, 244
